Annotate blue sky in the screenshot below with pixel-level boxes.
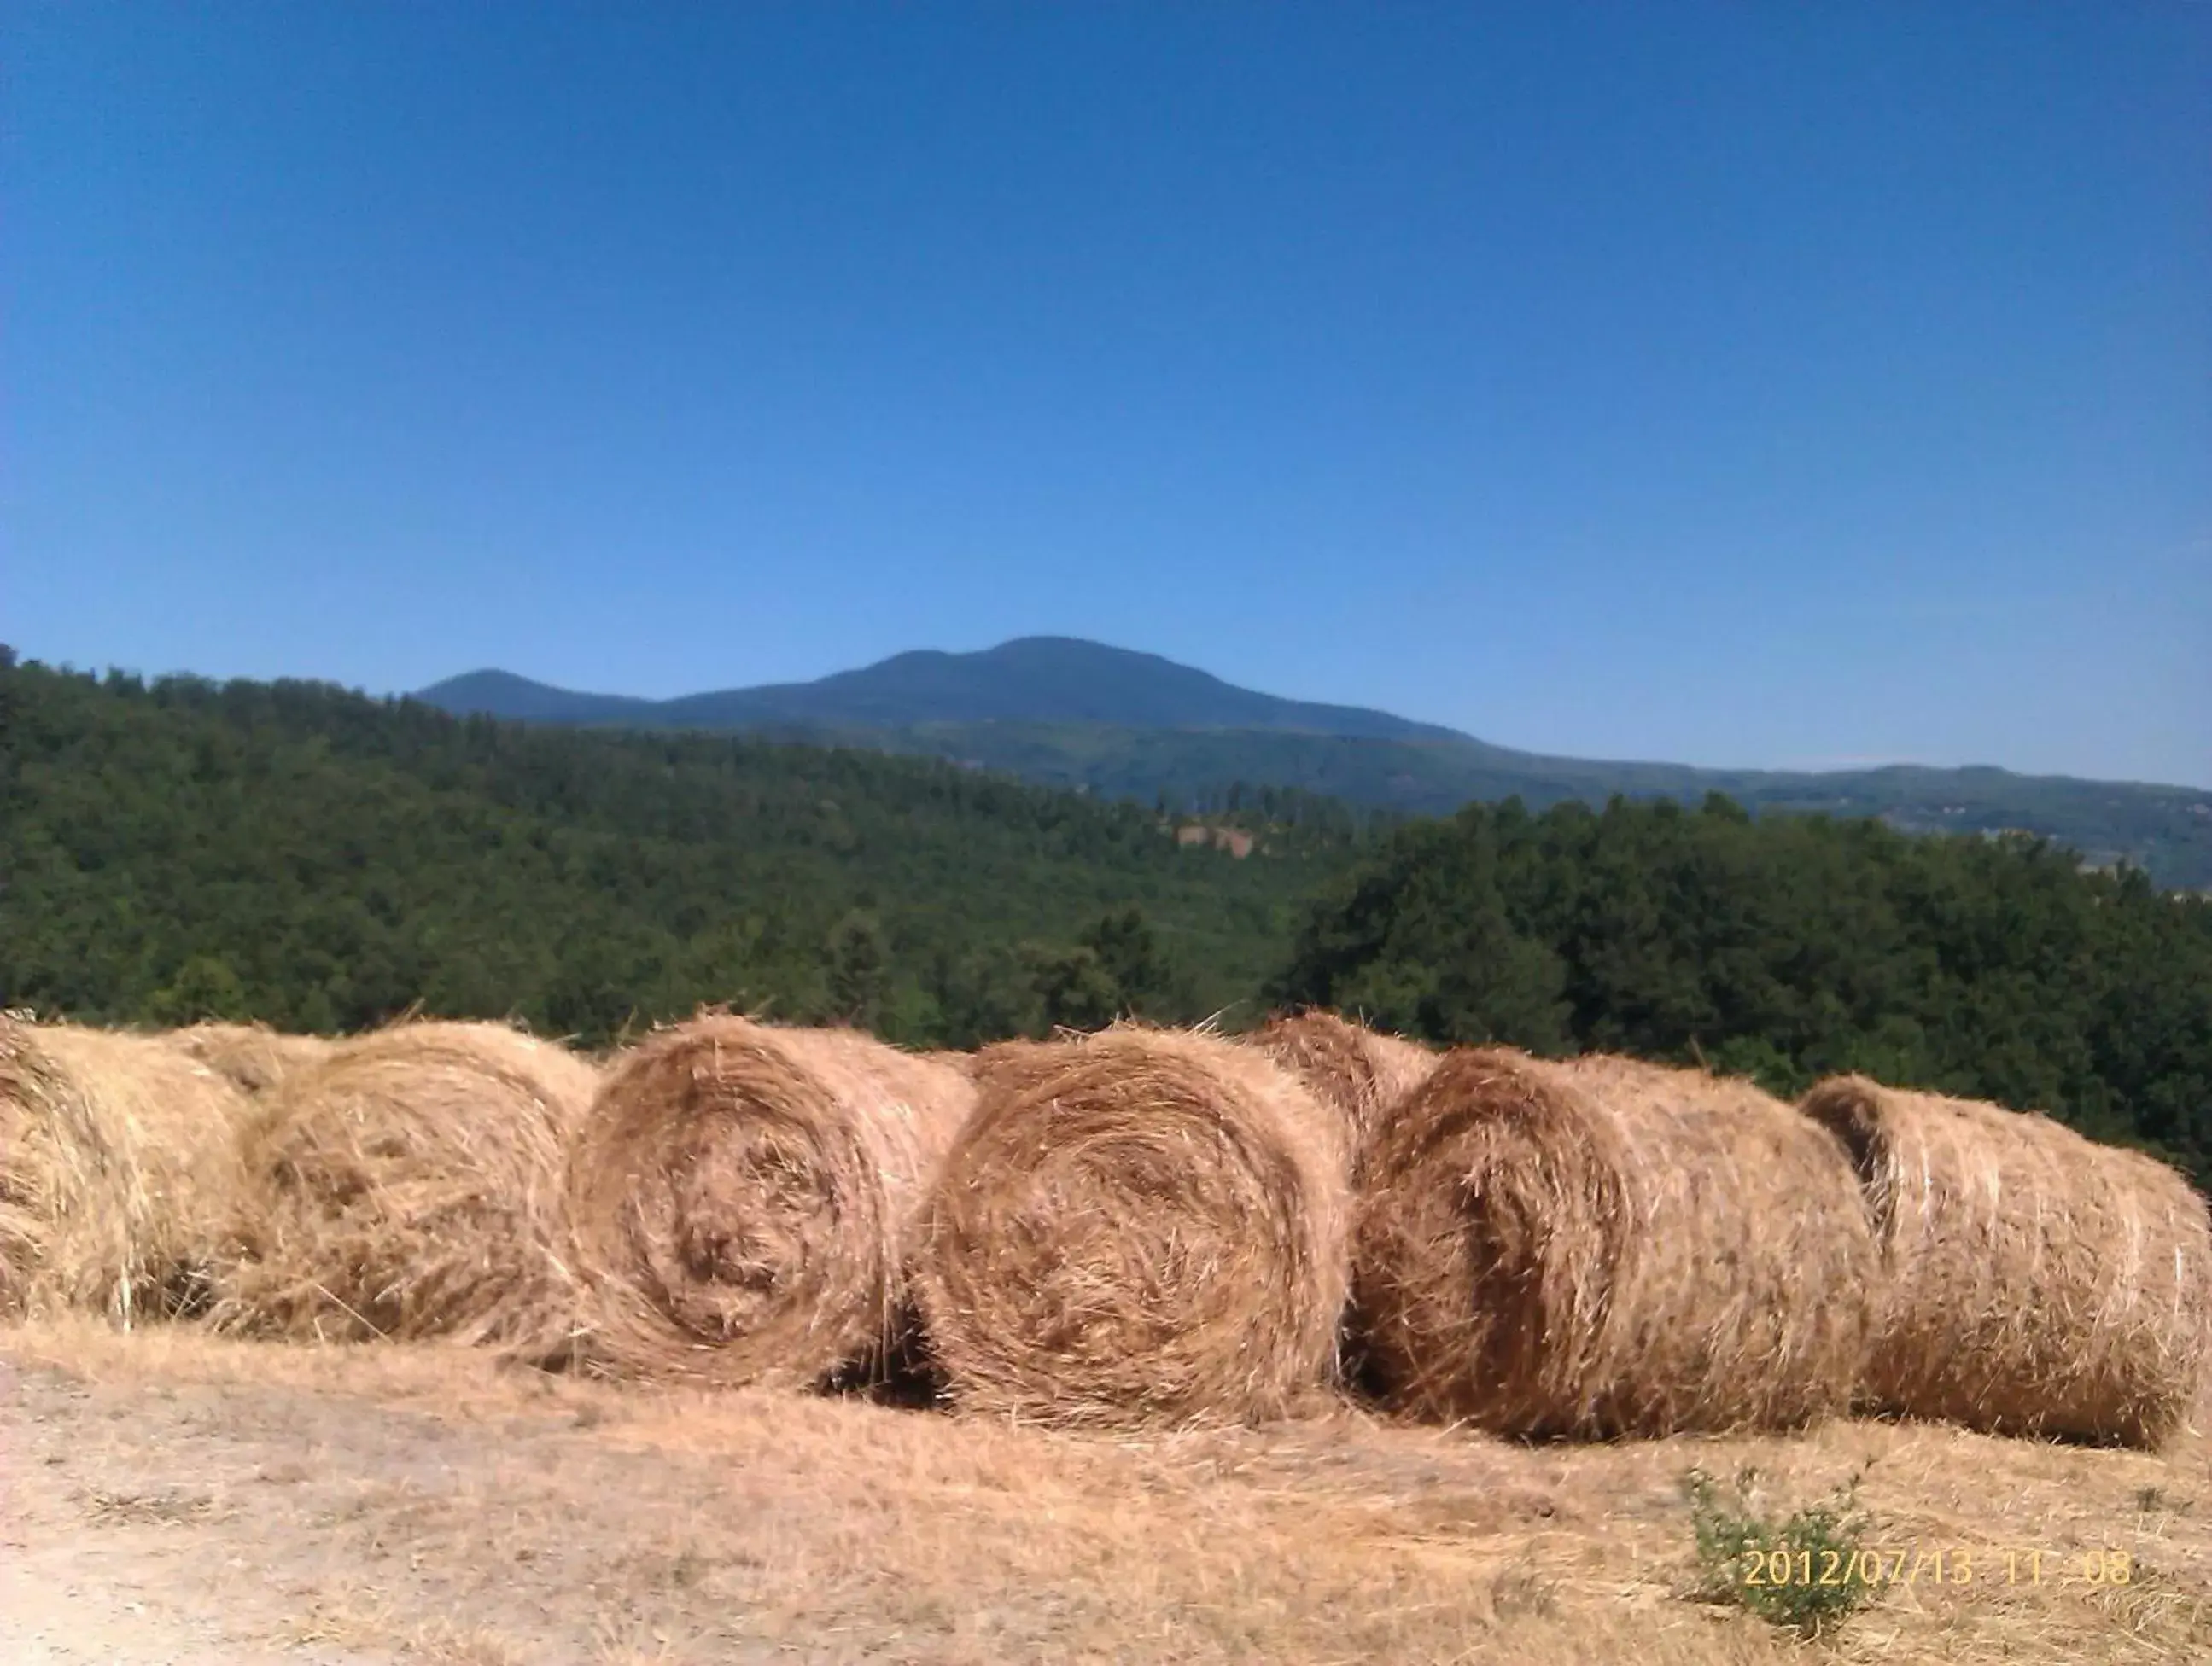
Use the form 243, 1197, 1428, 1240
4, 3, 2207, 786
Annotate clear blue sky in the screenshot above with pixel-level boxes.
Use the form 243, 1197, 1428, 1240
4, 3, 2207, 785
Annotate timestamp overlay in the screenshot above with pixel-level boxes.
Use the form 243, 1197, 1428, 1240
1737, 1544, 2141, 1591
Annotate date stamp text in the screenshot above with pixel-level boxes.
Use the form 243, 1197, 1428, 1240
1739, 1546, 2134, 1589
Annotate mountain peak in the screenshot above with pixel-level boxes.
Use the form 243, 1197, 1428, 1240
415, 669, 657, 724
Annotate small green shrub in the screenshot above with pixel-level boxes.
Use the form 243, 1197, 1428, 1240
1683, 1464, 1874, 1637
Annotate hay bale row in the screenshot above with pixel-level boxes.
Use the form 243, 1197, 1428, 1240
6, 1005, 2204, 1450
0, 1018, 254, 1323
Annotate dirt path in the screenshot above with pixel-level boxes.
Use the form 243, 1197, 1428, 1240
0, 1356, 384, 1663
0, 1348, 791, 1663
0, 1554, 341, 1666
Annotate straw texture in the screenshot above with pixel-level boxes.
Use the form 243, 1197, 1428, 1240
169, 1022, 336, 1097
1802, 1075, 2212, 1446
565, 1016, 975, 1387
915, 1025, 1352, 1429
1355, 1048, 1878, 1436
213, 1020, 598, 1346
0, 1018, 254, 1323
1248, 1010, 1437, 1158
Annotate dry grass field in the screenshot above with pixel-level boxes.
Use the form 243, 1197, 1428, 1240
3, 1318, 2208, 1665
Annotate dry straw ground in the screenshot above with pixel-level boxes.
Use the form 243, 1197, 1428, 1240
4, 1316, 2209, 1665
1354, 1048, 1879, 1436
564, 1015, 974, 1388
1802, 1075, 2212, 1447
0, 1018, 253, 1324
916, 1025, 1351, 1429
212, 1020, 598, 1349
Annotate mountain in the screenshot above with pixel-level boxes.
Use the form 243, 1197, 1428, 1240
420, 637, 1463, 741
417, 637, 2212, 889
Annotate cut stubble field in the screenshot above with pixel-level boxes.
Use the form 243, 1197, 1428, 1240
2, 1319, 2207, 1665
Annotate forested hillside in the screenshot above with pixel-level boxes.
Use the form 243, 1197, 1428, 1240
797, 722, 2212, 888
1275, 795, 2212, 1181
6, 657, 2206, 1183
0, 661, 1352, 1045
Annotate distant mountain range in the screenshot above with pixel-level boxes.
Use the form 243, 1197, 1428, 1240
423, 638, 1463, 741
417, 637, 2212, 888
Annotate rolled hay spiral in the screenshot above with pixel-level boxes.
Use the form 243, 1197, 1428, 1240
914, 1025, 1352, 1429
564, 1016, 975, 1387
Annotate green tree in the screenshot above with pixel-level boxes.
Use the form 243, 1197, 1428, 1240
1079, 906, 1181, 1016
825, 910, 890, 1028
1023, 943, 1123, 1032
930, 947, 1036, 1049
147, 953, 250, 1025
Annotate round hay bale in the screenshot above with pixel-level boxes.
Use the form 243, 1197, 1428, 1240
914, 1025, 1352, 1429
1247, 1011, 1437, 1156
1801, 1075, 2212, 1447
1354, 1048, 1876, 1437
961, 1035, 1071, 1098
0, 1018, 254, 1324
168, 1022, 336, 1098
565, 1016, 974, 1388
213, 1019, 598, 1346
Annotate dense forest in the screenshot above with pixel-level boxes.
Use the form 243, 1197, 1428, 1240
0, 659, 1351, 1046
5, 655, 2208, 1184
1276, 795, 2212, 1181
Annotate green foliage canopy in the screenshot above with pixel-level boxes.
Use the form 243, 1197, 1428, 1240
0, 662, 1341, 1047
1274, 794, 2212, 1181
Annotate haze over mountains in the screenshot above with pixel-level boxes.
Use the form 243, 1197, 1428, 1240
418, 637, 2212, 888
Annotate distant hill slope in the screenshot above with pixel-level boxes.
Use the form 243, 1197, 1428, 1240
418, 638, 2212, 889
